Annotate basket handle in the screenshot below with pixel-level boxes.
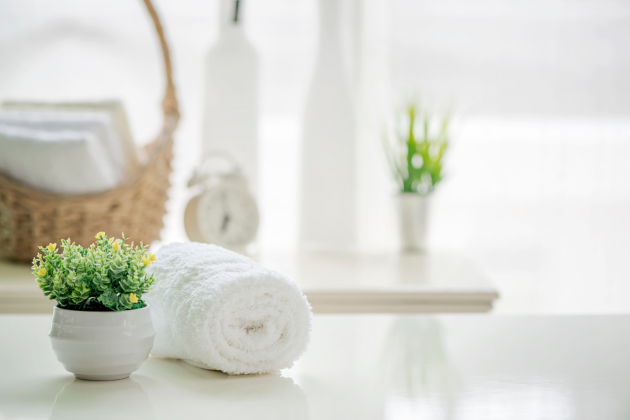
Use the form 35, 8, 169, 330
142, 0, 179, 120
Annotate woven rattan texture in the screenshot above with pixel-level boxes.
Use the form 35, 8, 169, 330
0, 0, 179, 262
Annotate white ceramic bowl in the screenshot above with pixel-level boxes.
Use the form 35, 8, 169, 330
49, 305, 156, 381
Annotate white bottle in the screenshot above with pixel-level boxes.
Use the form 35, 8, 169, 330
202, 0, 259, 193
299, 0, 357, 250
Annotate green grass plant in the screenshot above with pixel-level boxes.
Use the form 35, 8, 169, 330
383, 102, 450, 195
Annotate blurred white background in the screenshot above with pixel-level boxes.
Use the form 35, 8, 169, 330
1, 0, 630, 313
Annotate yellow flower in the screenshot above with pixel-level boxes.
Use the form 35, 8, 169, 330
37, 267, 47, 277
129, 293, 139, 304
141, 253, 156, 266
112, 241, 121, 252
95, 231, 106, 240
46, 243, 57, 252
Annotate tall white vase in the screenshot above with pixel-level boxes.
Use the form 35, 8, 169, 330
202, 0, 259, 193
299, 0, 357, 250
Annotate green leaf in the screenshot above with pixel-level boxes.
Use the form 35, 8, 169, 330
97, 289, 118, 310
116, 293, 134, 311
70, 282, 91, 305
109, 254, 127, 276
119, 274, 140, 293
92, 272, 111, 292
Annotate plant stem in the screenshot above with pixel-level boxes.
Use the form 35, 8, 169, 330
233, 0, 241, 23
404, 106, 416, 193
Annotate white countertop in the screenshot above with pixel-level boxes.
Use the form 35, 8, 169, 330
1, 313, 628, 419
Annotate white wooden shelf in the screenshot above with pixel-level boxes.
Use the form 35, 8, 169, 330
258, 252, 499, 313
0, 251, 498, 314
0, 261, 55, 314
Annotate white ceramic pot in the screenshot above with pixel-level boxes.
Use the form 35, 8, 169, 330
397, 193, 431, 253
49, 306, 156, 381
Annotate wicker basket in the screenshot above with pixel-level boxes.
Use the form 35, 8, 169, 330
0, 0, 179, 263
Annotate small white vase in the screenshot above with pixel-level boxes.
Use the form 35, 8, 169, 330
49, 306, 156, 381
397, 193, 431, 253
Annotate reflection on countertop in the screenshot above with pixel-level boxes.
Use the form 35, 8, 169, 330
2, 314, 630, 419
139, 357, 310, 420
50, 378, 155, 420
381, 317, 455, 420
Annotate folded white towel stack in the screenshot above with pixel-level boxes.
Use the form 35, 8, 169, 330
145, 242, 312, 375
1, 101, 141, 174
0, 124, 119, 194
0, 101, 139, 195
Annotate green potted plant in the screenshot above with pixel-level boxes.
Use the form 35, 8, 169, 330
33, 232, 157, 381
383, 102, 450, 252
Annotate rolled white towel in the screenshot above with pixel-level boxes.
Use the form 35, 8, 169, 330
145, 242, 312, 375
